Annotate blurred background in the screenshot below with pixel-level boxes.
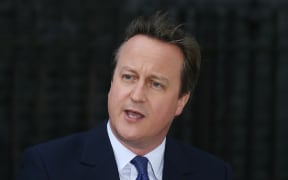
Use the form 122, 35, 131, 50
1, 0, 288, 179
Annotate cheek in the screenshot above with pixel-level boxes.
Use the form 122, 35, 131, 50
150, 97, 179, 120
108, 85, 119, 108
109, 82, 120, 98
108, 83, 128, 106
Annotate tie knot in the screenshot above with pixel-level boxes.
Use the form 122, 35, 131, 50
131, 156, 149, 180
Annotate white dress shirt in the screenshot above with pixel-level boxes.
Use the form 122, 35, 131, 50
107, 121, 166, 180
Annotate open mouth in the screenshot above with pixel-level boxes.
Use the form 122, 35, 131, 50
125, 109, 145, 120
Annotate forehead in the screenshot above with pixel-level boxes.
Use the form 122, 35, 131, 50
116, 35, 184, 68
115, 35, 184, 86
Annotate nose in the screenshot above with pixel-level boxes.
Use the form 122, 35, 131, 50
130, 82, 146, 102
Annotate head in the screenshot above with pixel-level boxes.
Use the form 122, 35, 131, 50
113, 12, 201, 97
108, 12, 201, 155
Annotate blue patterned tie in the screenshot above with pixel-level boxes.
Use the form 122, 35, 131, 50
131, 156, 150, 180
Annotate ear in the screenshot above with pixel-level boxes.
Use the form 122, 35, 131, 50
108, 80, 113, 94
175, 92, 190, 116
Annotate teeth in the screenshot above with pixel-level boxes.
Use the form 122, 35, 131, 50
127, 111, 143, 119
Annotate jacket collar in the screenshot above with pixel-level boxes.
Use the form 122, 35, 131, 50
79, 121, 199, 180
80, 121, 120, 179
162, 137, 198, 180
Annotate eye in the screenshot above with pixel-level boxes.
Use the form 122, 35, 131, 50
151, 81, 164, 90
122, 74, 132, 80
121, 74, 136, 82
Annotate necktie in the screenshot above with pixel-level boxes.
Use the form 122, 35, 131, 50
131, 156, 150, 180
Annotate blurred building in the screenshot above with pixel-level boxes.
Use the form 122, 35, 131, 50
1, 0, 287, 179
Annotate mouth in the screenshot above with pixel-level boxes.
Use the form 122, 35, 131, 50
124, 109, 145, 120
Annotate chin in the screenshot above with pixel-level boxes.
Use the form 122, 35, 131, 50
120, 130, 139, 140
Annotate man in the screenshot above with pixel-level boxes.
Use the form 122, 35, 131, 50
18, 12, 232, 180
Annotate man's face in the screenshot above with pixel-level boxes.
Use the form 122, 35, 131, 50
108, 35, 190, 153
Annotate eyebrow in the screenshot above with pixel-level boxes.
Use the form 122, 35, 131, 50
119, 66, 137, 74
150, 75, 169, 85
119, 66, 170, 85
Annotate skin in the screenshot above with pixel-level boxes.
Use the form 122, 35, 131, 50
108, 34, 190, 155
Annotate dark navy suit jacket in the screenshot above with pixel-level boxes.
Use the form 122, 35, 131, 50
18, 121, 232, 180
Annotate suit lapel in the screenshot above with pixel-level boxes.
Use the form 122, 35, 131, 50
77, 123, 203, 180
79, 121, 120, 180
162, 138, 198, 180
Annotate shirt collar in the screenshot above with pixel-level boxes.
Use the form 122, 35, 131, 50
107, 120, 166, 179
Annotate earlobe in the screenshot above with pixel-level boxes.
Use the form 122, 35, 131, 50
108, 81, 113, 94
175, 93, 190, 116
